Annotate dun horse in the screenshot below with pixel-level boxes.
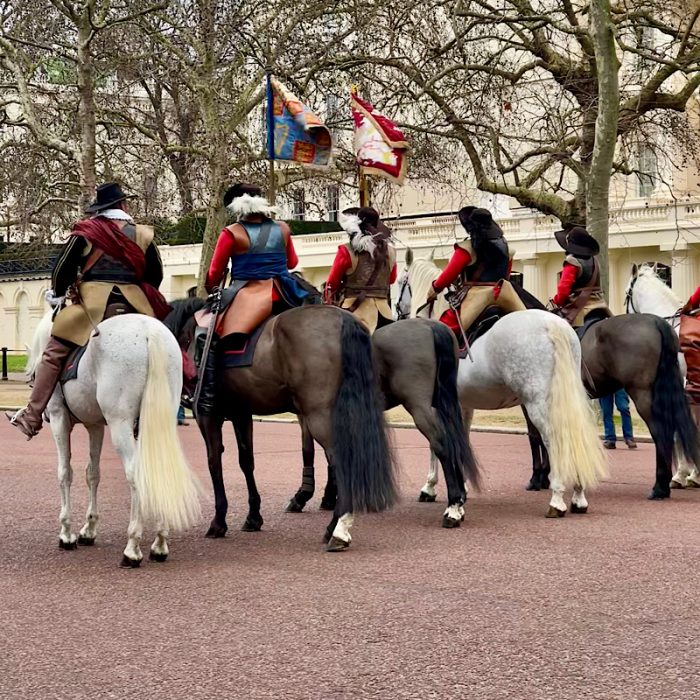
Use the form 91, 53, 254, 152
166, 301, 397, 551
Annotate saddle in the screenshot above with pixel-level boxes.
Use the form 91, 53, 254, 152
575, 309, 609, 341
466, 306, 502, 346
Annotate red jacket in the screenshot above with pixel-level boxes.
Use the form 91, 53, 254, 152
688, 285, 700, 310
551, 263, 579, 307
432, 247, 513, 292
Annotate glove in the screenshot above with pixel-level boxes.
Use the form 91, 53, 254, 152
45, 289, 66, 308
426, 286, 439, 304
681, 301, 692, 315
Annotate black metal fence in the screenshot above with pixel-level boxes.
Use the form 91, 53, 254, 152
1, 347, 23, 381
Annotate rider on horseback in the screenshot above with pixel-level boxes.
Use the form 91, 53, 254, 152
196, 183, 312, 416
426, 206, 525, 340
325, 207, 397, 333
550, 226, 612, 327
6, 182, 168, 439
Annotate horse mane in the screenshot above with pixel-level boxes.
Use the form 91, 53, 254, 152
408, 258, 450, 318
635, 264, 681, 307
164, 297, 207, 338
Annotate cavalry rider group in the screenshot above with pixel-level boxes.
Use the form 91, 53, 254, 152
8, 179, 700, 439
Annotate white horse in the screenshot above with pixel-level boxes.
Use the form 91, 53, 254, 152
399, 258, 607, 517
624, 263, 700, 488
26, 311, 202, 566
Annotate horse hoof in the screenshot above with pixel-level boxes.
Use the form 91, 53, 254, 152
670, 480, 686, 490
205, 523, 228, 538
77, 535, 95, 546
418, 491, 437, 502
648, 488, 670, 500
545, 506, 566, 518
325, 536, 350, 552
241, 517, 263, 532
149, 551, 168, 563
119, 555, 141, 568
687, 480, 700, 489
570, 503, 588, 514
58, 539, 77, 550
285, 499, 304, 513
525, 482, 541, 492
319, 499, 336, 511
442, 515, 461, 529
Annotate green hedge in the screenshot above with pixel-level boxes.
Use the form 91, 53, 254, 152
154, 215, 341, 245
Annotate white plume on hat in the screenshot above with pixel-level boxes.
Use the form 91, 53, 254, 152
226, 193, 277, 221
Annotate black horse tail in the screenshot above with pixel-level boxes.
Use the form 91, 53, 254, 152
332, 314, 398, 513
651, 316, 700, 468
430, 323, 481, 490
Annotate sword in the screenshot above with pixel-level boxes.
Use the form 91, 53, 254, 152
192, 278, 225, 417
449, 296, 474, 362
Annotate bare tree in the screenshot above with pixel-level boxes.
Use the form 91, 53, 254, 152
330, 0, 700, 292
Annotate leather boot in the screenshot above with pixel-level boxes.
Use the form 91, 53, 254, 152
195, 337, 219, 417
5, 337, 74, 439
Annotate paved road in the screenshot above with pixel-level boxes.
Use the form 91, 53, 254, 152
1, 420, 699, 699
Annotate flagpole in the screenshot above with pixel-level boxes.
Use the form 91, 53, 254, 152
266, 68, 276, 204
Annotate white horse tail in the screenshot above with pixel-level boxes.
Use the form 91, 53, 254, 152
547, 321, 608, 490
135, 329, 202, 532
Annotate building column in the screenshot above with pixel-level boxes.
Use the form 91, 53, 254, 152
522, 257, 545, 302
670, 245, 697, 302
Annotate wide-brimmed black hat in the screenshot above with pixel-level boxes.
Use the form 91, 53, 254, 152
223, 182, 263, 208
555, 226, 599, 256
84, 182, 134, 214
357, 206, 391, 236
458, 206, 503, 240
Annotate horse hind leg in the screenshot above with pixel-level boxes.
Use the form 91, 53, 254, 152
78, 424, 104, 546
199, 413, 228, 538
419, 451, 439, 502
286, 419, 317, 513
51, 409, 77, 550
111, 420, 144, 567
149, 522, 169, 562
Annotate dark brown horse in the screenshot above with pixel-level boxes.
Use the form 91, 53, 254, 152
165, 301, 398, 551
526, 311, 700, 499
287, 317, 481, 528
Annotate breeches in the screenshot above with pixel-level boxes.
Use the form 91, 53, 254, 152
458, 281, 526, 330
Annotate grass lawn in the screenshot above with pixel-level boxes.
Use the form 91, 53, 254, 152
4, 354, 27, 373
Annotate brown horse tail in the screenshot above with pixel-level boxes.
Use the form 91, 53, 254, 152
332, 314, 398, 513
430, 322, 481, 490
652, 317, 700, 469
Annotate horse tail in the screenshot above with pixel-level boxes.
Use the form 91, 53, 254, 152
547, 320, 607, 490
332, 314, 398, 513
651, 317, 700, 468
430, 322, 480, 489
135, 328, 202, 531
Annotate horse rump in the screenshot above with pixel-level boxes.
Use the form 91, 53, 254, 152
332, 314, 398, 513
430, 322, 480, 489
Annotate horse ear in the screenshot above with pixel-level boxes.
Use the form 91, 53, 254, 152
631, 263, 638, 277
405, 247, 414, 268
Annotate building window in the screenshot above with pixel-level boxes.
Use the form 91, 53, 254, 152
645, 261, 671, 287
637, 145, 657, 198
510, 271, 524, 287
291, 189, 305, 221
326, 185, 339, 221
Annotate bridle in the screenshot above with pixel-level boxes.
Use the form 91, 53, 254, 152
395, 273, 410, 320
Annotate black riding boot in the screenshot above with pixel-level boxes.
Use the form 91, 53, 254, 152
195, 338, 219, 417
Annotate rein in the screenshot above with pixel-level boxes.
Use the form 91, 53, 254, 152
625, 269, 682, 320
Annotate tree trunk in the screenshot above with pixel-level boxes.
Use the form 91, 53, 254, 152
586, 0, 620, 299
197, 162, 227, 295
76, 15, 97, 212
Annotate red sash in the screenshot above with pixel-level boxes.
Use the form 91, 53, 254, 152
71, 218, 171, 320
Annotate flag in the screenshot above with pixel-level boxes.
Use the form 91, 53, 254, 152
266, 76, 332, 167
351, 92, 409, 184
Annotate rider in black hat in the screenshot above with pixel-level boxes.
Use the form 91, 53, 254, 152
550, 226, 611, 326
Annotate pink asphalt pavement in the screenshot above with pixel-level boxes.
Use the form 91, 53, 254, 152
1, 420, 699, 699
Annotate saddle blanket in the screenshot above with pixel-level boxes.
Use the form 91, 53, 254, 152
218, 320, 269, 369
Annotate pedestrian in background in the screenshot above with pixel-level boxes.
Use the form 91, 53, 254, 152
599, 389, 636, 449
